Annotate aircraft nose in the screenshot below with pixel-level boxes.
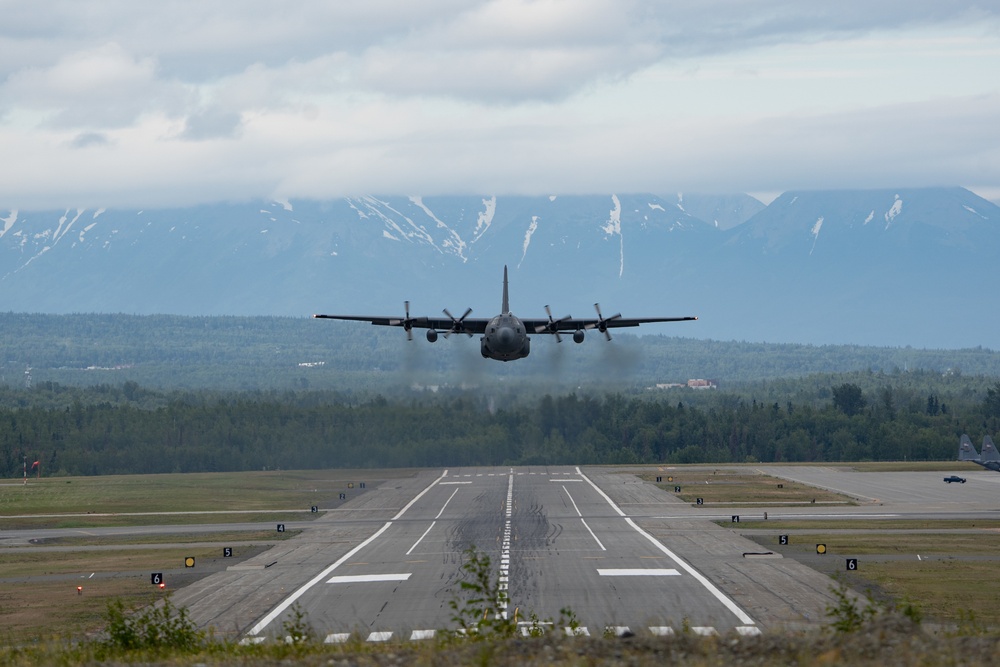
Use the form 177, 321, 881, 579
498, 327, 515, 347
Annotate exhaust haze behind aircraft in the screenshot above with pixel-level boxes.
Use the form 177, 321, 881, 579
314, 265, 698, 362
958, 434, 1000, 472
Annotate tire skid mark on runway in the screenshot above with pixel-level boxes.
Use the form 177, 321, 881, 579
575, 466, 757, 628
242, 469, 449, 640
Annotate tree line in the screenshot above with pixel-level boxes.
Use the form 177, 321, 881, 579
2, 373, 999, 476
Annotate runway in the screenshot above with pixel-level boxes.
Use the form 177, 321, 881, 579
12, 463, 993, 641
169, 466, 842, 641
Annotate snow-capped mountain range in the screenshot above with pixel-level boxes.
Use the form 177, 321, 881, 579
1, 187, 997, 349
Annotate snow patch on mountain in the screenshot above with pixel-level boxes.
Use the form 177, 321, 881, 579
1, 210, 17, 238
54, 209, 84, 245
79, 222, 97, 243
356, 197, 437, 252
472, 196, 496, 243
810, 217, 824, 255
520, 216, 539, 267
603, 195, 624, 277
884, 195, 902, 229
963, 204, 987, 219
410, 196, 466, 261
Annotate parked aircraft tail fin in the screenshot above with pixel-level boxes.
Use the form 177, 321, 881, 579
959, 434, 981, 461
982, 435, 1000, 463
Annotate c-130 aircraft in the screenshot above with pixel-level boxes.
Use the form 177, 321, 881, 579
314, 266, 698, 362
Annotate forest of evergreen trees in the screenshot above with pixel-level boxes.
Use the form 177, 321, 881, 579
3, 313, 1000, 476
2, 372, 999, 476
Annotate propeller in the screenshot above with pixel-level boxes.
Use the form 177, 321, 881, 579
534, 305, 572, 342
587, 303, 622, 341
389, 301, 416, 340
443, 307, 473, 337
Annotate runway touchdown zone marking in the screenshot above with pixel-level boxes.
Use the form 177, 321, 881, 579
326, 573, 412, 584
597, 568, 681, 577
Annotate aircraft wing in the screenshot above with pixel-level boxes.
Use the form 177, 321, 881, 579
312, 313, 491, 335
521, 316, 698, 333
522, 315, 698, 336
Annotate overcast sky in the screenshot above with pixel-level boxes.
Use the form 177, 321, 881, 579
2, 1, 999, 208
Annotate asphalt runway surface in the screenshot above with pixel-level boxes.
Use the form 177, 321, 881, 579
8, 464, 999, 642
168, 466, 843, 642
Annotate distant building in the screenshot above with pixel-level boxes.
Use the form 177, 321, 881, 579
651, 379, 718, 390
687, 379, 718, 389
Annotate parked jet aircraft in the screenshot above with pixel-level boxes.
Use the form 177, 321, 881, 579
314, 266, 697, 362
958, 434, 1000, 472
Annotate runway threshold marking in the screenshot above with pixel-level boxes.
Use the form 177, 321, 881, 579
244, 469, 449, 640
575, 467, 757, 628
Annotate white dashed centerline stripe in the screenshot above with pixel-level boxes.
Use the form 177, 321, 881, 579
497, 471, 514, 620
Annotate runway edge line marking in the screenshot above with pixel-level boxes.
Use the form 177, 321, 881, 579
243, 469, 449, 640
575, 466, 757, 628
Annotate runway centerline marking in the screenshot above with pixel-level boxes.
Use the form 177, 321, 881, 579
575, 466, 757, 628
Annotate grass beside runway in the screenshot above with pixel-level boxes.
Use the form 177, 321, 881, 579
740, 523, 1000, 625
0, 544, 270, 636
0, 468, 406, 639
642, 469, 852, 505
1, 468, 408, 517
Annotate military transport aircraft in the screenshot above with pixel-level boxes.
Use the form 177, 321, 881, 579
958, 434, 1000, 472
313, 266, 698, 362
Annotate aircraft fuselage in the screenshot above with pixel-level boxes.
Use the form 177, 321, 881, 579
481, 313, 530, 361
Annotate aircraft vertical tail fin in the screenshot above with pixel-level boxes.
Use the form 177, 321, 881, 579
982, 436, 1000, 463
502, 265, 510, 314
959, 434, 981, 461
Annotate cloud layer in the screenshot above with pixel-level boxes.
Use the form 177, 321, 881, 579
1, 1, 998, 207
